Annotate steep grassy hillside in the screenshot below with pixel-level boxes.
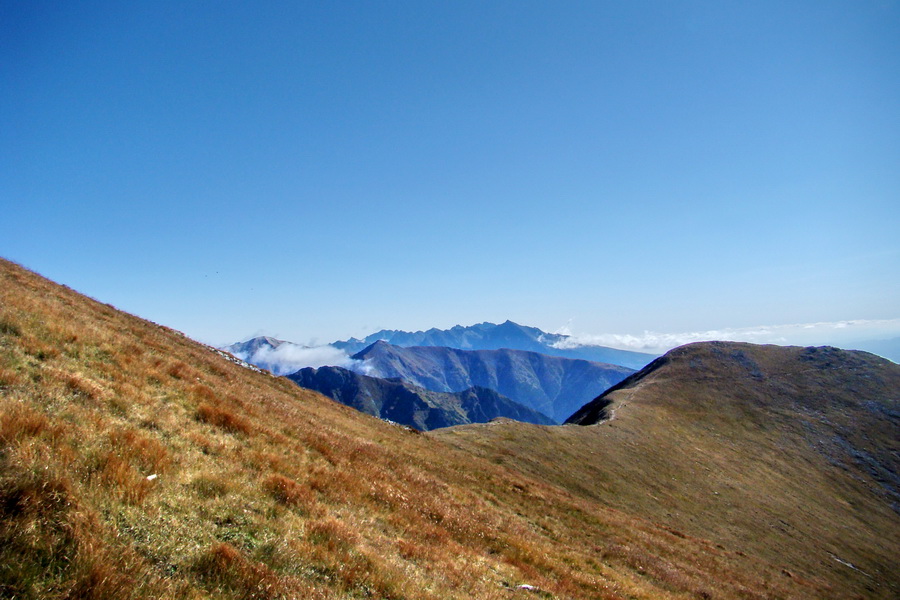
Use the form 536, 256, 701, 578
353, 341, 634, 423
435, 342, 900, 599
287, 365, 555, 430
0, 257, 830, 599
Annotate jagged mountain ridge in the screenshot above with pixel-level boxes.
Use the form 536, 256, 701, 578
333, 320, 656, 369
353, 340, 634, 423
434, 341, 900, 598
334, 320, 564, 353
287, 366, 554, 431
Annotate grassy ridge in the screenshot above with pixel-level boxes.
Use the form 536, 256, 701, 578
435, 342, 900, 599
0, 258, 853, 598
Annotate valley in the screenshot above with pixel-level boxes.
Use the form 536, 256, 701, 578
287, 365, 555, 430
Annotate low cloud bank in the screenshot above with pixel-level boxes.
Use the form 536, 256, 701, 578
235, 343, 375, 376
552, 319, 900, 354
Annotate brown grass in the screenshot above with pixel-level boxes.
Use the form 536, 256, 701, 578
193, 542, 285, 599
2, 256, 885, 599
196, 402, 252, 434
262, 474, 317, 512
435, 342, 900, 599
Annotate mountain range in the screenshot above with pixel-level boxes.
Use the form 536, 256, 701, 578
287, 365, 555, 430
2, 256, 898, 598
353, 340, 634, 423
225, 330, 637, 423
333, 319, 657, 369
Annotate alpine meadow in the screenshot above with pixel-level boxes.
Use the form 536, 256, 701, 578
1, 255, 898, 598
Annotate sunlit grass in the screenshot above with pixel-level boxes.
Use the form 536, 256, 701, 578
436, 343, 900, 599
3, 257, 886, 599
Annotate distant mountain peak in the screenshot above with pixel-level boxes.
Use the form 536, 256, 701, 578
222, 335, 287, 357
353, 339, 393, 358
332, 321, 656, 370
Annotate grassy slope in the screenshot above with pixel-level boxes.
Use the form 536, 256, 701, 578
434, 342, 900, 599
0, 257, 845, 599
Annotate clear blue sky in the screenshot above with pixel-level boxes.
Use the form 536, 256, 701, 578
3, 1, 898, 348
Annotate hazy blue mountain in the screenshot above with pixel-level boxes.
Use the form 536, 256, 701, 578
352, 341, 634, 423
333, 320, 656, 370
287, 365, 555, 431
335, 321, 562, 353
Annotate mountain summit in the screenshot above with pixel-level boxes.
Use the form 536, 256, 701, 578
436, 341, 900, 597
222, 336, 285, 357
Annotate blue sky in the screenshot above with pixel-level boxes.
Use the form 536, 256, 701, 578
3, 1, 899, 350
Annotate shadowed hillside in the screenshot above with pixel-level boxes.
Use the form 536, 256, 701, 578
287, 365, 555, 430
353, 341, 634, 423
0, 257, 838, 599
435, 341, 900, 599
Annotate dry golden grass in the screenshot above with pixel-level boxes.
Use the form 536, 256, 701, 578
0, 257, 867, 599
436, 343, 900, 599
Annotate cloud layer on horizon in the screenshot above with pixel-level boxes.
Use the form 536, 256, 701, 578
552, 319, 900, 354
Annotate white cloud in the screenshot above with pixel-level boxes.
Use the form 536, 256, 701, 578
553, 318, 900, 354
241, 343, 374, 376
